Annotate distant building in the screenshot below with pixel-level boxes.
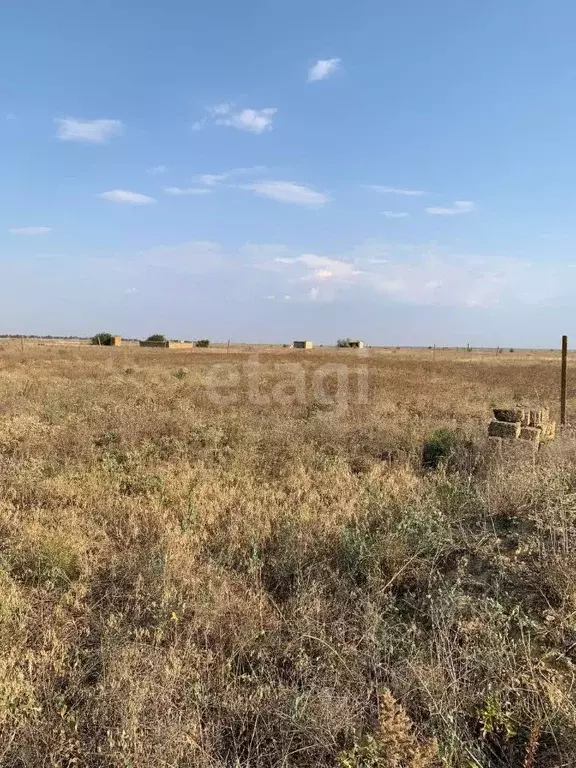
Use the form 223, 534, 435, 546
348, 340, 365, 349
293, 340, 314, 349
110, 335, 122, 346
139, 340, 193, 349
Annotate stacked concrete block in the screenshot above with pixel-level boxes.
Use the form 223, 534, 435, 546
519, 426, 541, 443
488, 406, 556, 451
488, 420, 521, 439
493, 408, 525, 424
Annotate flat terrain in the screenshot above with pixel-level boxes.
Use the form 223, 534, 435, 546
1, 344, 576, 766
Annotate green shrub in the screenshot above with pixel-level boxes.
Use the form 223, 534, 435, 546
146, 334, 167, 343
422, 428, 459, 469
91, 332, 113, 346
195, 339, 210, 348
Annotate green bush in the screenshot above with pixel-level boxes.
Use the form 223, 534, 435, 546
91, 332, 113, 346
337, 338, 353, 348
422, 428, 459, 469
195, 339, 210, 348
146, 334, 167, 343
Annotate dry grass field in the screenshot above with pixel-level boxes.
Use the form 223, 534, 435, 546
1, 342, 576, 767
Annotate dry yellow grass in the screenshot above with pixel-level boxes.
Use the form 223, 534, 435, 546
0, 343, 576, 766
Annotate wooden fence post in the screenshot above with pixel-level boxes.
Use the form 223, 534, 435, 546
561, 335, 568, 427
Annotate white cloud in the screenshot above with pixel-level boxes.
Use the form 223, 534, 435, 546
296, 254, 362, 282
366, 185, 425, 196
195, 166, 267, 187
196, 173, 225, 187
209, 104, 277, 134
99, 190, 155, 205
382, 211, 410, 219
146, 165, 167, 175
124, 287, 138, 294
9, 226, 51, 235
267, 251, 362, 302
191, 118, 207, 131
105, 238, 568, 309
272, 254, 362, 290
370, 253, 509, 306
4, 112, 16, 121
244, 181, 331, 206
426, 200, 475, 216
251, 241, 562, 307
164, 187, 211, 196
55, 117, 123, 143
209, 103, 233, 116
308, 58, 341, 82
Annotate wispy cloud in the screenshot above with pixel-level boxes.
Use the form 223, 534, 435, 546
365, 185, 425, 196
254, 242, 561, 306
266, 251, 362, 301
105, 238, 569, 309
124, 287, 138, 294
55, 117, 123, 143
191, 118, 207, 131
243, 181, 331, 207
196, 173, 225, 187
195, 166, 267, 187
164, 187, 211, 196
382, 211, 410, 219
99, 190, 155, 205
9, 226, 51, 235
146, 165, 167, 175
209, 103, 232, 116
4, 112, 16, 121
308, 58, 341, 82
293, 254, 361, 282
208, 104, 277, 134
426, 200, 475, 216
370, 252, 523, 306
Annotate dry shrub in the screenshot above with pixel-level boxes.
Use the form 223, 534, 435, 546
339, 688, 438, 767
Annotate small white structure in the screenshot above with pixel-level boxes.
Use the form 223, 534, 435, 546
349, 340, 365, 349
293, 340, 314, 349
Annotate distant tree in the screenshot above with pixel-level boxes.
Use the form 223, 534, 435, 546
195, 339, 210, 348
146, 334, 167, 343
91, 332, 114, 346
336, 338, 353, 348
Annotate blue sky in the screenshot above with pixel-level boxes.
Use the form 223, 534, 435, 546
2, 0, 576, 345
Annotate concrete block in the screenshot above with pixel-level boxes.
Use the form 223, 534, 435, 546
493, 408, 525, 424
540, 421, 556, 441
520, 426, 541, 443
529, 408, 550, 428
488, 420, 521, 439
504, 439, 538, 461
